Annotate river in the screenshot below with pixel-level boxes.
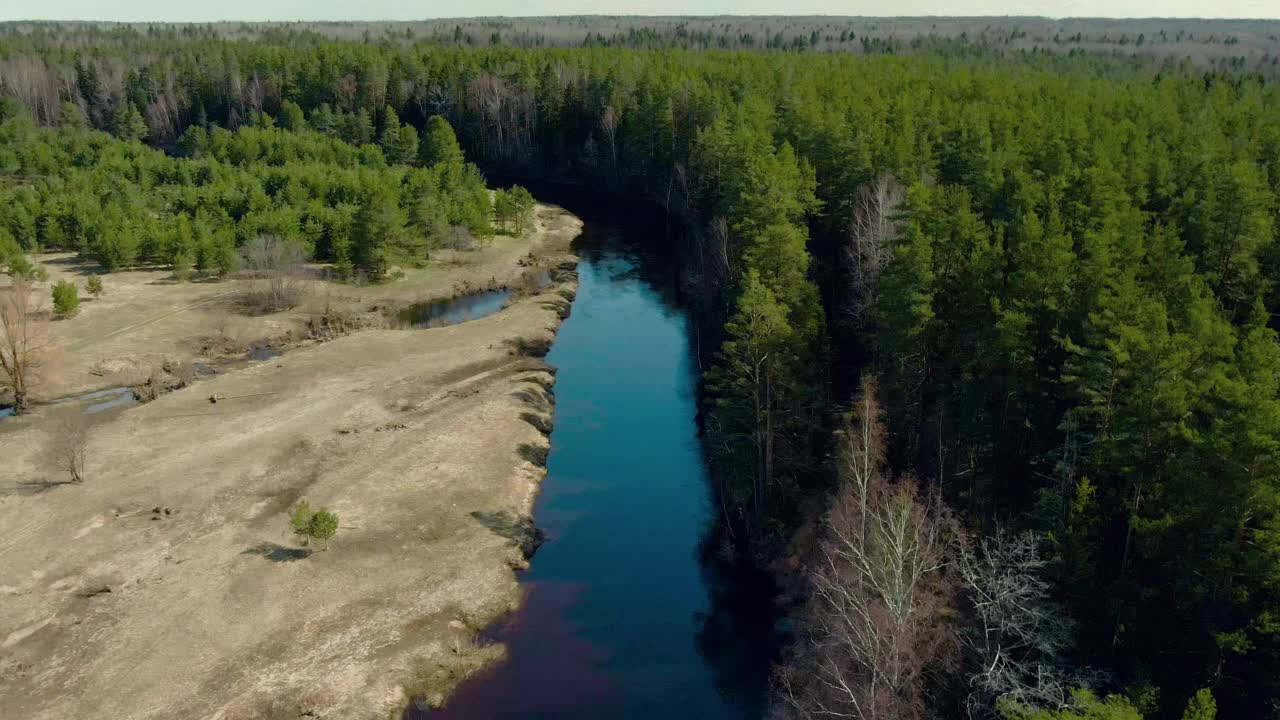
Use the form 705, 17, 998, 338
410, 189, 781, 719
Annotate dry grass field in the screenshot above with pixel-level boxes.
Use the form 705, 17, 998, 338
0, 205, 582, 719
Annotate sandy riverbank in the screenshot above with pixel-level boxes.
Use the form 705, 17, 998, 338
0, 205, 582, 719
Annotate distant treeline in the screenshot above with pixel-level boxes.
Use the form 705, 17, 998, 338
2, 29, 1280, 719
4, 16, 1280, 72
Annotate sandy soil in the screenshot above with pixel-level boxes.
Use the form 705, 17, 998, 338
0, 205, 583, 719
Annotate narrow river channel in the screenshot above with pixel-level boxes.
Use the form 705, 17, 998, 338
412, 190, 780, 719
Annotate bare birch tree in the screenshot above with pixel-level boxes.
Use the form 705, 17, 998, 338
467, 72, 507, 159
45, 413, 94, 483
957, 529, 1088, 717
601, 105, 621, 180
244, 72, 265, 114
238, 235, 308, 313
777, 377, 955, 720
0, 279, 53, 413
846, 175, 905, 327
0, 55, 62, 125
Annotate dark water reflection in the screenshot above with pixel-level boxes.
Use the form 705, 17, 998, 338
409, 187, 782, 720
0, 386, 138, 423
393, 289, 514, 328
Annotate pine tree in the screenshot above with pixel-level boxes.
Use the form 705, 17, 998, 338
279, 100, 306, 131
1181, 689, 1216, 720
421, 115, 463, 166
110, 101, 148, 142
708, 270, 796, 518
351, 189, 409, 277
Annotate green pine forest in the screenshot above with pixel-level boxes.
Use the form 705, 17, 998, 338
2, 24, 1280, 719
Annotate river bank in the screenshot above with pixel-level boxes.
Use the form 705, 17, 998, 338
0, 205, 582, 719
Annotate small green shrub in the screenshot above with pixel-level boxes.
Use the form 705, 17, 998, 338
288, 499, 340, 551
289, 500, 314, 541
172, 249, 194, 282
51, 279, 79, 318
211, 240, 238, 277
1182, 689, 1216, 720
6, 255, 47, 281
309, 510, 339, 550
86, 274, 104, 297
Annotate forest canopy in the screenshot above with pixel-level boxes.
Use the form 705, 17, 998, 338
0, 99, 491, 278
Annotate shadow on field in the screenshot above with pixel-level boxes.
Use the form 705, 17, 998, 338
242, 541, 313, 562
3, 478, 77, 497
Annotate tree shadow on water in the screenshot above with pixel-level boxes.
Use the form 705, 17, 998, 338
242, 541, 312, 562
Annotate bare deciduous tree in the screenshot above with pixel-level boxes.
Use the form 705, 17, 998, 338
244, 72, 265, 113
414, 82, 453, 120
846, 175, 905, 327
601, 105, 620, 179
143, 71, 183, 144
467, 72, 508, 159
0, 55, 62, 125
238, 235, 308, 313
0, 279, 53, 413
333, 73, 358, 111
45, 414, 94, 483
957, 528, 1090, 717
777, 377, 955, 720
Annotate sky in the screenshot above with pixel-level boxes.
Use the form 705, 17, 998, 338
2, 1, 1278, 22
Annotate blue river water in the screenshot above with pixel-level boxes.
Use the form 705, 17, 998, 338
412, 192, 779, 720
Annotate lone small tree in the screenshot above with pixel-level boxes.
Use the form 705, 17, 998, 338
493, 188, 517, 234
45, 414, 94, 483
0, 280, 52, 413
508, 185, 537, 237
289, 500, 315, 543
309, 509, 339, 550
52, 280, 79, 318
239, 235, 307, 312
288, 499, 340, 551
86, 274, 104, 298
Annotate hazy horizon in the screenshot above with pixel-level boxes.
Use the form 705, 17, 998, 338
3, 3, 1279, 23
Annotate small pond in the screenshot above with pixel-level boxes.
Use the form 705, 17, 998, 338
393, 269, 555, 329
76, 387, 138, 414
393, 288, 514, 329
